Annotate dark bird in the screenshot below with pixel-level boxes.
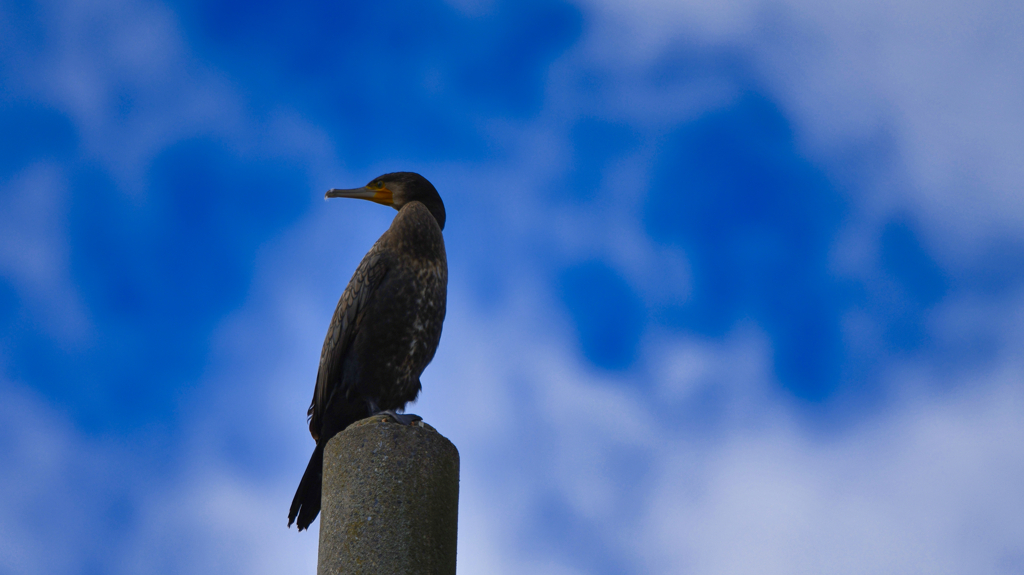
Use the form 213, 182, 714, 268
288, 172, 447, 531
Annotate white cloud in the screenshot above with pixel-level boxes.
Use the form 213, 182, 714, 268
638, 370, 1024, 574
0, 163, 91, 345
430, 289, 1024, 574
115, 469, 318, 575
0, 380, 122, 575
577, 0, 1024, 255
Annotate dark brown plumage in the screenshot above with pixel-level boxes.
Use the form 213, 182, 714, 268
288, 172, 447, 531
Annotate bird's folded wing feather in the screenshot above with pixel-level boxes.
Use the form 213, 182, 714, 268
307, 243, 391, 439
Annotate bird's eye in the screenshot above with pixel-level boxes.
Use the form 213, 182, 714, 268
374, 181, 384, 189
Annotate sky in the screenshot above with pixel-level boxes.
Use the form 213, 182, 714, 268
1, 0, 1023, 573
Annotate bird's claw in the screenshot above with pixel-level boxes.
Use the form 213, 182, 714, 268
379, 410, 423, 426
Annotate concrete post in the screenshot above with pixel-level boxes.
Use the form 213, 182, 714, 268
317, 414, 459, 575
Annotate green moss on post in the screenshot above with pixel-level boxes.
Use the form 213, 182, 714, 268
317, 415, 459, 575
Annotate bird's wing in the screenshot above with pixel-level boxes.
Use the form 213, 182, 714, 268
307, 242, 391, 440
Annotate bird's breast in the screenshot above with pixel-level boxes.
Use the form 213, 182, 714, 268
365, 252, 446, 408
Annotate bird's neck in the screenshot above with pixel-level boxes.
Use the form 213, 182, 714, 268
389, 202, 446, 261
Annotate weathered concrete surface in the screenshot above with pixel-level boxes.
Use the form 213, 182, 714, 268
317, 414, 459, 575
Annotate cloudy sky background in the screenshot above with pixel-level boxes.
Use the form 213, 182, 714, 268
2, 0, 1023, 573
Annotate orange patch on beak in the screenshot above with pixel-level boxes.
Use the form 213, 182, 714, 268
371, 187, 394, 206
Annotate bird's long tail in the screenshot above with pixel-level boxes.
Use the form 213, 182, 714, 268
288, 442, 324, 530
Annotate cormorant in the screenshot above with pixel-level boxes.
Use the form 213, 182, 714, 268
288, 172, 447, 531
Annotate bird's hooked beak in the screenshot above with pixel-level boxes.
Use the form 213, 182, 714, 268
324, 185, 394, 206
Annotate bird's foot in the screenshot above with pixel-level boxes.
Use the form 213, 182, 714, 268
379, 410, 423, 426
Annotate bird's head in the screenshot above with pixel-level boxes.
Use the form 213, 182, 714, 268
325, 172, 445, 230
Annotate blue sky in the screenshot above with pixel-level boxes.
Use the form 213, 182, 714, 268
2, 0, 1023, 573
